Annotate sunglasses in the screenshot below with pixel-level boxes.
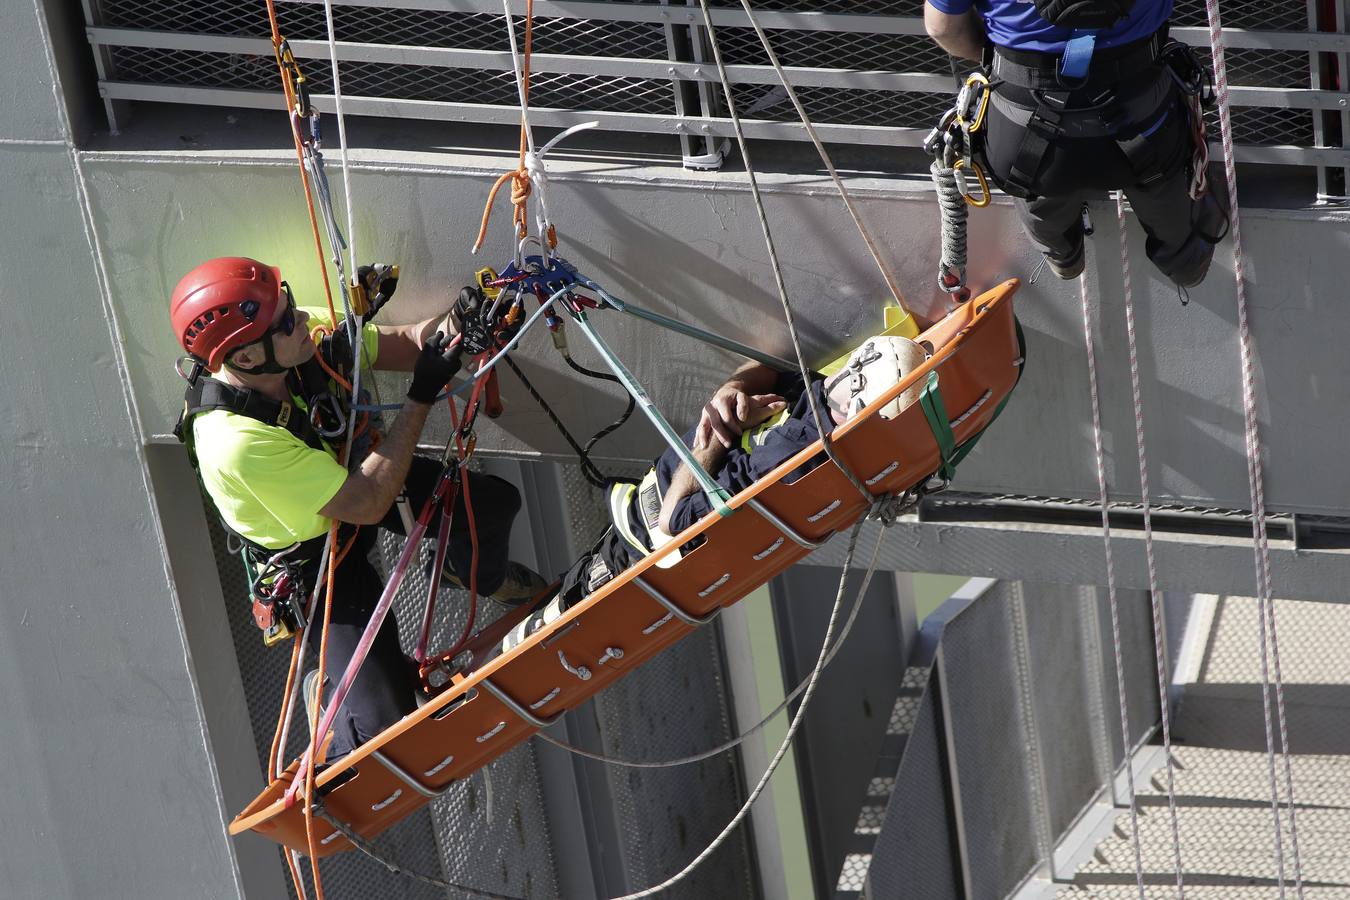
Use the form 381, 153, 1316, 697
240, 283, 298, 340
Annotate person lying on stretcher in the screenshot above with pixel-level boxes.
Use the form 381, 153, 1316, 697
496, 333, 928, 655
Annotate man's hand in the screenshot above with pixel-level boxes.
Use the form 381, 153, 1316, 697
407, 332, 463, 404
695, 387, 787, 450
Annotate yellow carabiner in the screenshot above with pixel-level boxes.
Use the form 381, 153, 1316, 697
955, 72, 991, 135
954, 158, 991, 208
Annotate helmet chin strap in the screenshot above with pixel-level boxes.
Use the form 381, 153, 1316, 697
223, 332, 291, 376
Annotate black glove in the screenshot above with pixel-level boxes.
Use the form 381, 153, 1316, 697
357, 263, 399, 319
407, 332, 463, 404
454, 285, 493, 356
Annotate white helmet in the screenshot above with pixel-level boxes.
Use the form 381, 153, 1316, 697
829, 336, 928, 421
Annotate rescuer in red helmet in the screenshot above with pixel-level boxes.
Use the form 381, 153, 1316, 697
171, 256, 545, 760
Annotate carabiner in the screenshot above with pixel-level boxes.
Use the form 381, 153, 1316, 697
955, 72, 991, 135
953, 158, 991, 208
275, 39, 311, 119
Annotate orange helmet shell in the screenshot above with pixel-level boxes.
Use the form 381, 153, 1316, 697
171, 257, 284, 371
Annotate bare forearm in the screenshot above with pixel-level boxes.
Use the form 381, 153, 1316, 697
658, 443, 730, 533
924, 6, 986, 62
375, 313, 459, 372
319, 399, 431, 524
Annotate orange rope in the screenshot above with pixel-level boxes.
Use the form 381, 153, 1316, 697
263, 0, 340, 328
260, 9, 344, 893
267, 633, 304, 775
472, 0, 557, 253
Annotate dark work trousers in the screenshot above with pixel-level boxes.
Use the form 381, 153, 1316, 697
306, 455, 522, 759
982, 66, 1226, 285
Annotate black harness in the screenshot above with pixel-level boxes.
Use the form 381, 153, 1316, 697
985, 27, 1178, 199
174, 356, 351, 645
174, 369, 330, 456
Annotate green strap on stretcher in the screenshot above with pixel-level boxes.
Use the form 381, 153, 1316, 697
919, 317, 1025, 482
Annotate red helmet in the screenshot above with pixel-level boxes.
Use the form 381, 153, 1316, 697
170, 257, 285, 371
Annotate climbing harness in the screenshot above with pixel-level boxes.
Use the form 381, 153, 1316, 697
989, 29, 1177, 200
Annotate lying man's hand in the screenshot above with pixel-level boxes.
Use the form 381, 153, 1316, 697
695, 387, 786, 450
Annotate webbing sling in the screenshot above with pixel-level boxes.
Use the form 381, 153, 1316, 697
920, 318, 1025, 480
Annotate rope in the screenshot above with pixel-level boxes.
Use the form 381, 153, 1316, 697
562, 355, 638, 463
696, 0, 874, 507
318, 0, 358, 282
930, 159, 970, 300
502, 355, 610, 487
314, 805, 524, 899
536, 523, 883, 768
730, 0, 911, 314
1201, 2, 1303, 892
263, 1, 340, 328
1111, 192, 1167, 897
1078, 271, 1185, 896
474, 0, 560, 254
613, 518, 873, 899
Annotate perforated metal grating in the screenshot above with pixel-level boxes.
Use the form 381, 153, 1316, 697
87, 0, 1332, 165
102, 1, 671, 58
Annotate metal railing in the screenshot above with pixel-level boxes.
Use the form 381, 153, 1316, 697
83, 0, 1350, 193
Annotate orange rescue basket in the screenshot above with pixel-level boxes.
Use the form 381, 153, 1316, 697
230, 279, 1024, 856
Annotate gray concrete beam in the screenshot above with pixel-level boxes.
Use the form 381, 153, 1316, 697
803, 515, 1350, 604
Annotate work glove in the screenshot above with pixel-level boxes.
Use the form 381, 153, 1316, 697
357, 263, 399, 319
454, 285, 494, 357
407, 332, 463, 404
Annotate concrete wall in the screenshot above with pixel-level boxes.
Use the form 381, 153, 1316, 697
0, 3, 267, 898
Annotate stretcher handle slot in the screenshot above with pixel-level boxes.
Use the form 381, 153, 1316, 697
371, 750, 455, 799
482, 677, 565, 729
633, 575, 720, 628
747, 498, 825, 550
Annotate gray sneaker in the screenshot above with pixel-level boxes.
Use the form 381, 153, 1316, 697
443, 560, 549, 608
1044, 240, 1085, 280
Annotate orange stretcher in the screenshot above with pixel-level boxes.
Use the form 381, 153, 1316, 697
229, 279, 1023, 857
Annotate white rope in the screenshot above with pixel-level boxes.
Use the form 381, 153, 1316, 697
1201, 2, 1303, 892
731, 0, 909, 310
1113, 192, 1180, 896
612, 520, 875, 899
696, 0, 873, 506
1074, 272, 1182, 895
281, 1, 375, 785
320, 0, 358, 281
536, 524, 879, 768
500, 0, 557, 252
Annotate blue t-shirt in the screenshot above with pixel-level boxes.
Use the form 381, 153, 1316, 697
927, 0, 1171, 53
